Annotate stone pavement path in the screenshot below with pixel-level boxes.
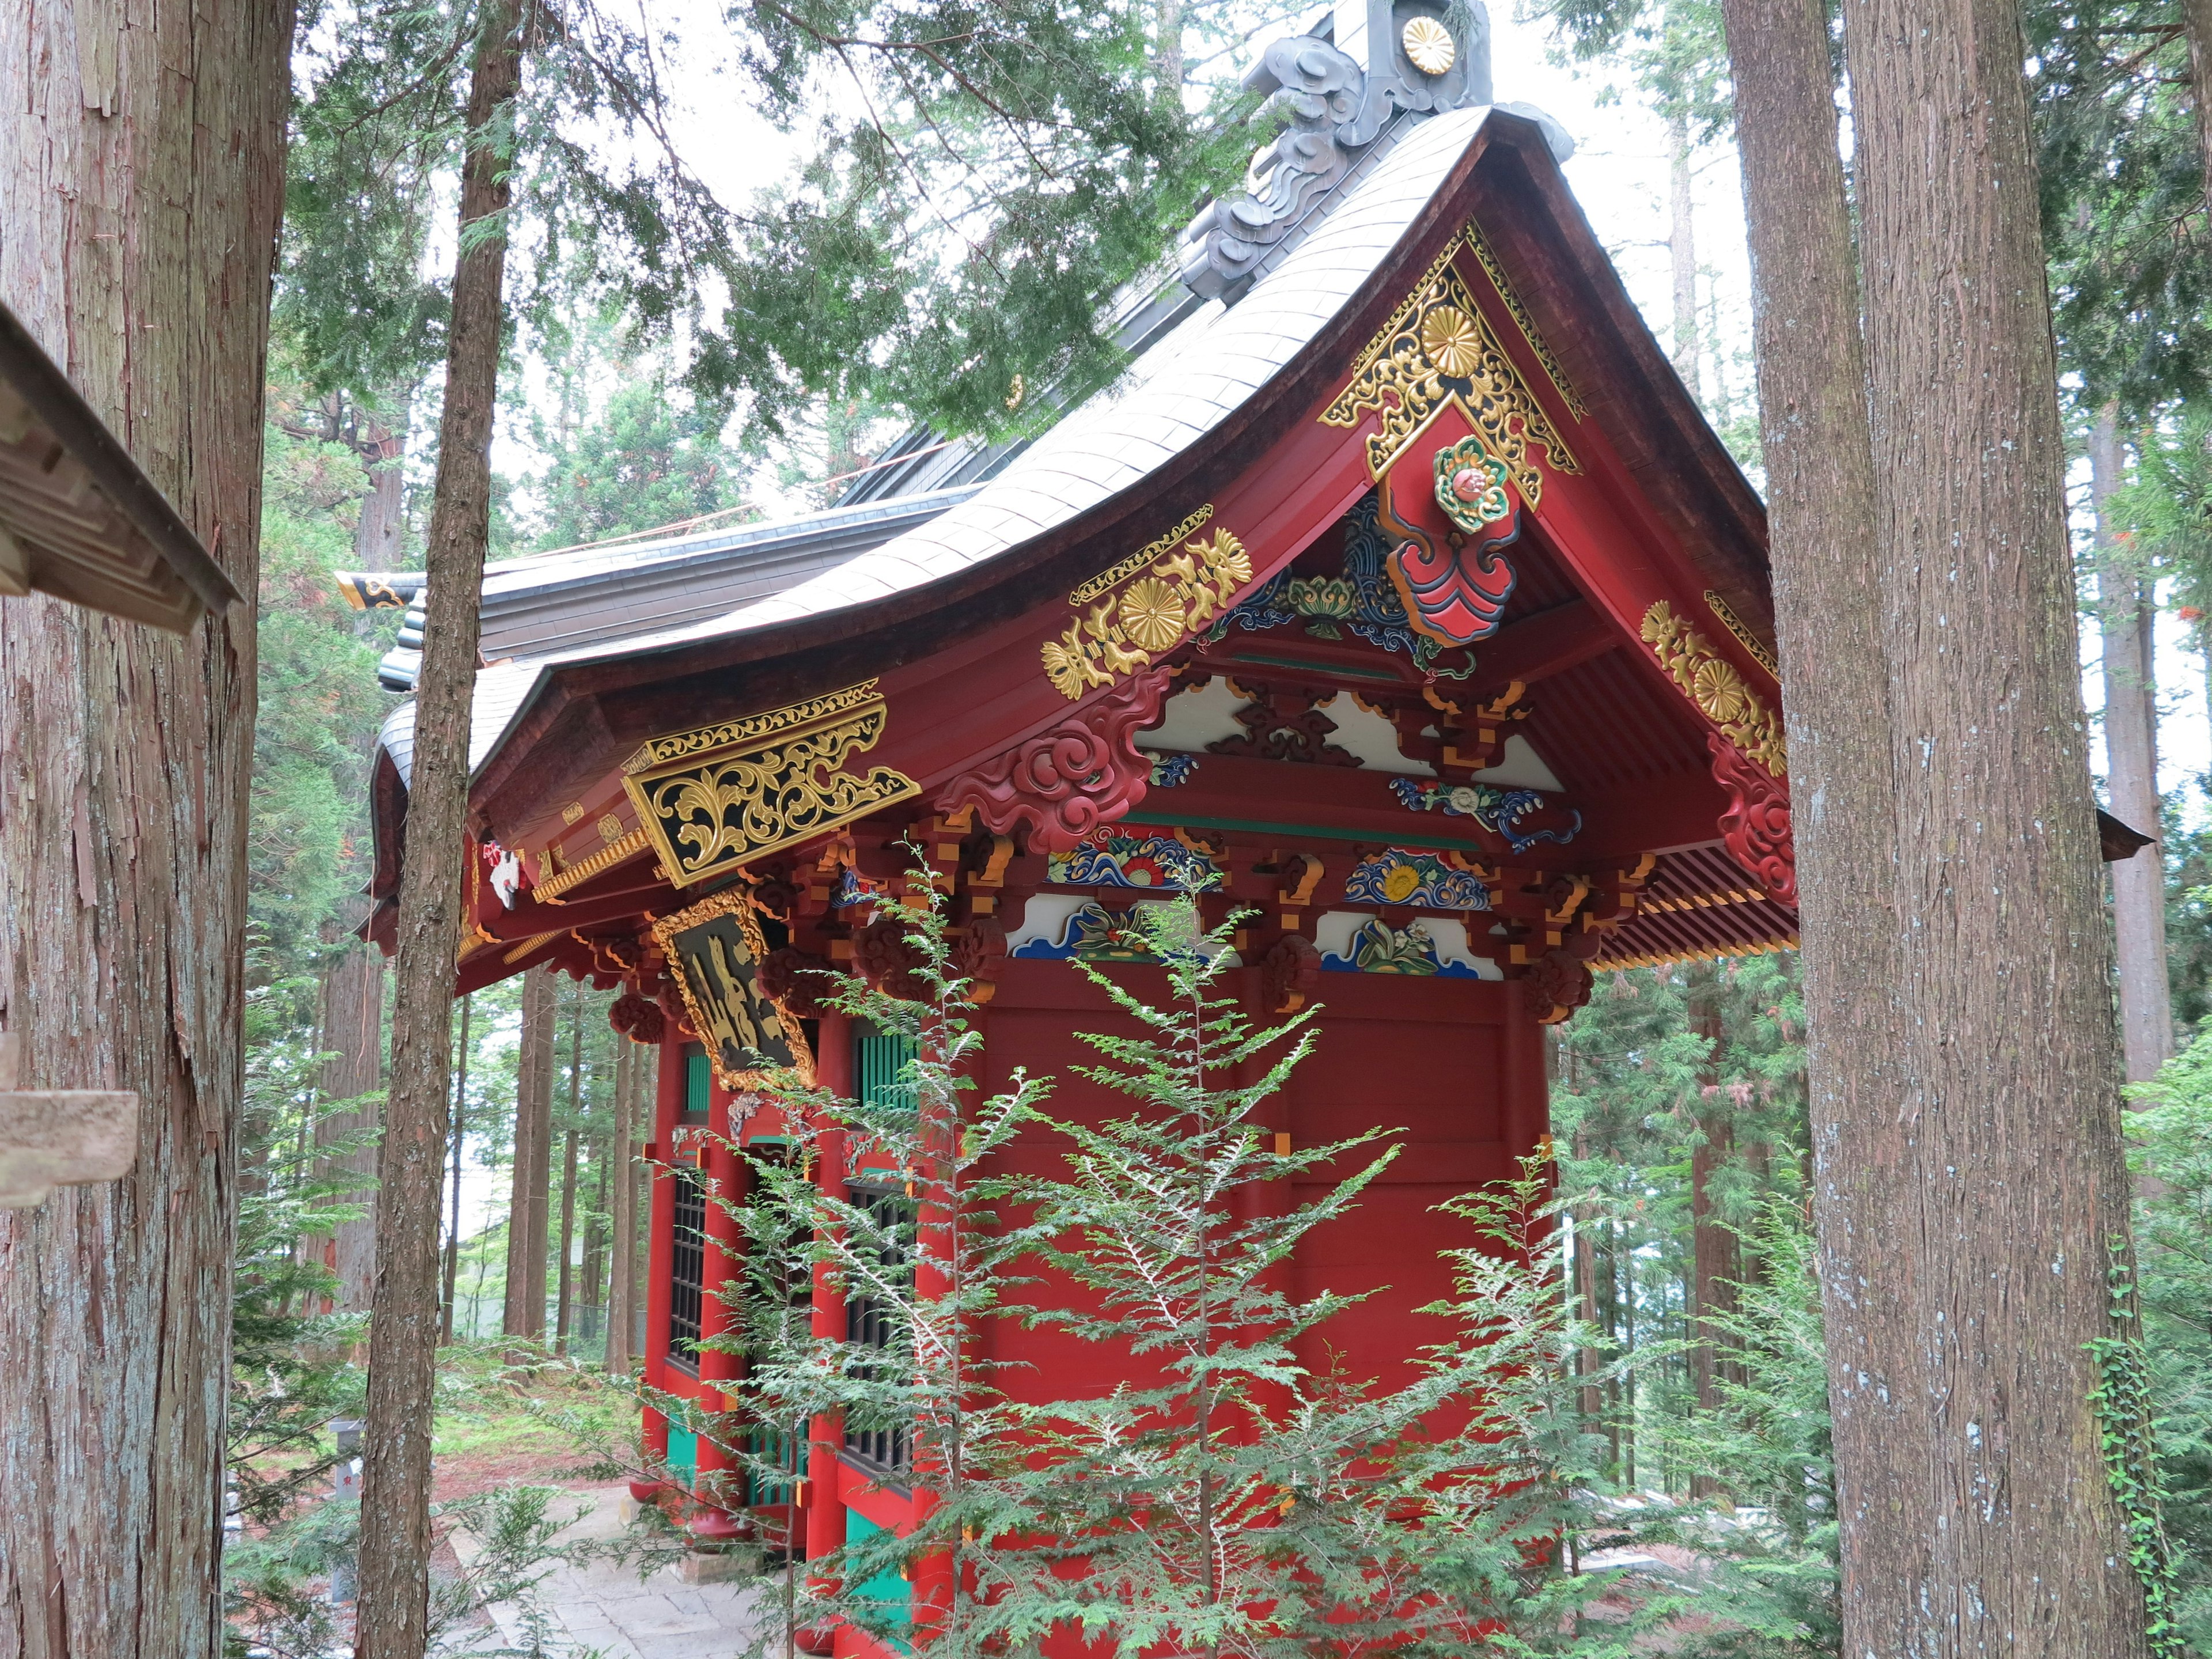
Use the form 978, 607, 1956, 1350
450, 1483, 778, 1658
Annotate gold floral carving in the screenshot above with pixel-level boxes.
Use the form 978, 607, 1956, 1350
623, 692, 921, 885
533, 828, 650, 902
1704, 589, 1781, 680
1320, 232, 1580, 487
1070, 505, 1215, 605
1463, 222, 1589, 422
632, 679, 886, 769
1042, 523, 1252, 700
1641, 600, 1788, 777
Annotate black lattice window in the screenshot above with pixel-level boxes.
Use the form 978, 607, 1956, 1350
843, 1179, 915, 1474
667, 1162, 706, 1373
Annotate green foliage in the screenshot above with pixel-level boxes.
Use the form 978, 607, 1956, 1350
688, 891, 1690, 1658
1627, 1202, 1839, 1657
2124, 1043, 2212, 1649
528, 371, 752, 551
225, 1480, 606, 1659
250, 408, 392, 981
284, 0, 1286, 448
2028, 3, 2212, 416
230, 980, 376, 1531
1527, 0, 1732, 139
2086, 1238, 2187, 1659
1551, 957, 1808, 1490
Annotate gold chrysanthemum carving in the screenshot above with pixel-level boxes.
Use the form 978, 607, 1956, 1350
1402, 16, 1455, 75
1692, 657, 1753, 725
1118, 577, 1188, 653
1419, 306, 1484, 378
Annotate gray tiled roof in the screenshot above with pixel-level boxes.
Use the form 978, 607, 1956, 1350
392, 101, 1515, 786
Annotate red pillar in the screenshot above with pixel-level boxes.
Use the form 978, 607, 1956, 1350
633, 1033, 683, 1498
805, 1010, 852, 1580
692, 1073, 749, 1537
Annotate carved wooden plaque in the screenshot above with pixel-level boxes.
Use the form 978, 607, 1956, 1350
650, 889, 816, 1090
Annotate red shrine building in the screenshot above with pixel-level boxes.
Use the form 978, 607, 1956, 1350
362, 0, 1799, 1629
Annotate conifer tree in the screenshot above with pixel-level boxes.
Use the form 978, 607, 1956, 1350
695, 892, 1665, 1659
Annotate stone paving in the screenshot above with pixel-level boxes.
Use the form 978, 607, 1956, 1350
451, 1483, 778, 1658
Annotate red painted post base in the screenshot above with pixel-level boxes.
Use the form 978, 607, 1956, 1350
688, 1505, 748, 1544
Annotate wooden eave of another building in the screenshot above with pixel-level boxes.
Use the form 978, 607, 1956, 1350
459, 115, 1772, 848
0, 301, 241, 633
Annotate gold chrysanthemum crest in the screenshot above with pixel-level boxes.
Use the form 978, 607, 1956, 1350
1320, 233, 1580, 488
1045, 516, 1251, 699
1641, 600, 1787, 777
1401, 16, 1456, 75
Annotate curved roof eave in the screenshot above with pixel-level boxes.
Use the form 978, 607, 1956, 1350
466, 103, 1769, 821
469, 105, 1513, 797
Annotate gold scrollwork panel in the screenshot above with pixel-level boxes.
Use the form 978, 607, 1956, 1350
1042, 516, 1252, 699
623, 694, 921, 886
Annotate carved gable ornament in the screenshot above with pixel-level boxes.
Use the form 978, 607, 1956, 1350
1319, 230, 1581, 488
623, 680, 921, 887
651, 888, 816, 1090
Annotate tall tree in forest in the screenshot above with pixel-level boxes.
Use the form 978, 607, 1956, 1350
0, 0, 290, 1650
604, 1034, 638, 1373
552, 982, 582, 1351
502, 965, 556, 1339
1728, 0, 2152, 1649
2093, 403, 2173, 1082
440, 996, 472, 1342
355, 0, 526, 1652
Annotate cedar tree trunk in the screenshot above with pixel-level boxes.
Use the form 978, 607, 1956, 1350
503, 964, 555, 1337
1716, 0, 1906, 1640
2184, 0, 2212, 213
319, 912, 387, 1311
1666, 107, 1700, 398
1837, 0, 2150, 1650
0, 0, 289, 1651
2092, 404, 2171, 1082
441, 995, 472, 1342
353, 397, 410, 571
1685, 968, 1740, 1501
354, 2, 523, 1653
604, 1036, 637, 1373
555, 982, 581, 1349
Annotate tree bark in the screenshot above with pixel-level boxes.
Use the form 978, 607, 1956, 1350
1717, 0, 1903, 1636
1666, 108, 1702, 402
1832, 0, 2150, 1650
605, 1036, 637, 1374
1684, 968, 1739, 1501
353, 397, 411, 571
2093, 405, 2172, 1082
503, 964, 555, 1338
441, 996, 472, 1343
2183, 0, 2212, 215
0, 0, 289, 1648
318, 908, 387, 1312
354, 1, 524, 1652
553, 990, 581, 1352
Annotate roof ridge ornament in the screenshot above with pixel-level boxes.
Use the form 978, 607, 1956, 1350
1177, 0, 1493, 302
